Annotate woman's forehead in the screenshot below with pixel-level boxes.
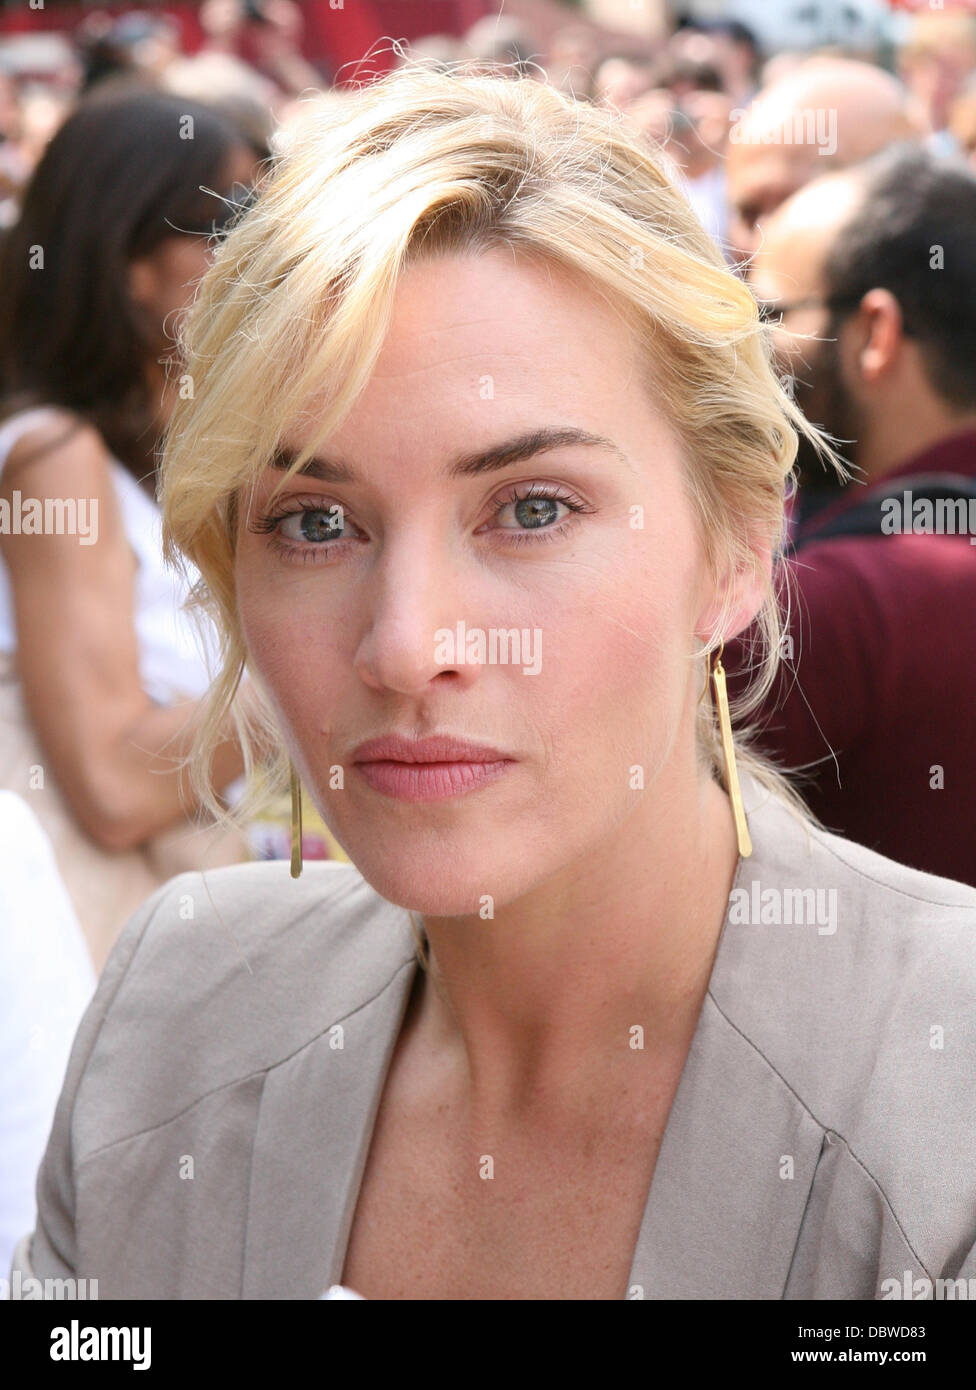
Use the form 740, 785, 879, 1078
372, 250, 622, 359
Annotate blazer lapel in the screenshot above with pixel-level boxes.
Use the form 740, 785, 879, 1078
242, 951, 418, 1299
626, 966, 827, 1298
243, 956, 824, 1300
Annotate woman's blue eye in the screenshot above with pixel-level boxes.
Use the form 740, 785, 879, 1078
495, 494, 567, 530
280, 508, 345, 543
514, 496, 560, 529
253, 485, 590, 557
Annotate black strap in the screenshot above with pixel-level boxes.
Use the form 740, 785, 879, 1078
795, 472, 976, 547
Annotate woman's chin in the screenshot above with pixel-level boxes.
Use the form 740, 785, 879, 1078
341, 850, 520, 920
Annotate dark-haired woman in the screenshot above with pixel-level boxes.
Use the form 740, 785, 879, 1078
0, 85, 260, 971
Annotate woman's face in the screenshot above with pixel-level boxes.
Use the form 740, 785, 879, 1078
235, 249, 733, 914
128, 144, 259, 354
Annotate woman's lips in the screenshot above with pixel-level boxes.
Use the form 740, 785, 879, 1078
353, 758, 513, 802
350, 734, 515, 802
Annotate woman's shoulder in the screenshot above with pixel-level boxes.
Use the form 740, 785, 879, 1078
0, 405, 96, 457
66, 860, 415, 1160
0, 405, 114, 489
739, 772, 976, 926
713, 780, 976, 1254
719, 794, 976, 1059
106, 857, 416, 1018
726, 779, 976, 1039
133, 857, 414, 963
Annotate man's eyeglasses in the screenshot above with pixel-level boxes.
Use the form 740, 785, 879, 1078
755, 293, 862, 325
756, 291, 920, 339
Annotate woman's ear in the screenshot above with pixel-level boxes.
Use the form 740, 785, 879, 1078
694, 532, 774, 647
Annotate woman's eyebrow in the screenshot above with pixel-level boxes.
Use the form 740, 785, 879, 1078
269, 427, 629, 483
450, 427, 629, 478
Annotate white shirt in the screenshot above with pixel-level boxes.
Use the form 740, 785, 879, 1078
0, 407, 218, 704
679, 164, 729, 260
0, 792, 95, 1289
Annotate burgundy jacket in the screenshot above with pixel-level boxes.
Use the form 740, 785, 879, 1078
726, 429, 976, 888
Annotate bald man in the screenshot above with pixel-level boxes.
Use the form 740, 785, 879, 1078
727, 58, 921, 267
746, 166, 865, 515
727, 144, 976, 887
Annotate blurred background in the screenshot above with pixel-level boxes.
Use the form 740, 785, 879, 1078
0, 0, 971, 237
0, 0, 973, 940
0, 0, 972, 930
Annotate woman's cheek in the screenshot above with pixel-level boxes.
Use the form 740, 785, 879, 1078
236, 581, 332, 731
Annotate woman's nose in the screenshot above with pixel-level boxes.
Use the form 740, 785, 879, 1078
352, 539, 482, 696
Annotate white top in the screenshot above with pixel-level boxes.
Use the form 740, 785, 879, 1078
0, 791, 96, 1288
679, 164, 729, 261
0, 407, 218, 704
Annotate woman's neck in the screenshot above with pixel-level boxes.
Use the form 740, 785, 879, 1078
413, 762, 740, 1108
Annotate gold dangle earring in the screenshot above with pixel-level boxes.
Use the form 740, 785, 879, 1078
703, 641, 753, 860
289, 764, 303, 879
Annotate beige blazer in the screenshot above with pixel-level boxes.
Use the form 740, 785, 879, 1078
11, 773, 976, 1299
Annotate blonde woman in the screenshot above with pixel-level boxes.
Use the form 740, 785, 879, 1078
15, 64, 976, 1300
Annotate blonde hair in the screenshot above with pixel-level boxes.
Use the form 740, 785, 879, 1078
160, 60, 840, 829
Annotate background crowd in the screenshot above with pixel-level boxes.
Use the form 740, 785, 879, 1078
1, 0, 975, 1284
